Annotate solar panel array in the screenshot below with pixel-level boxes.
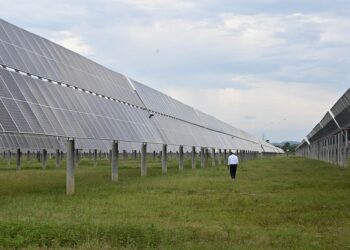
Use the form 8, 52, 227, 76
331, 89, 350, 129
0, 18, 283, 153
297, 88, 350, 151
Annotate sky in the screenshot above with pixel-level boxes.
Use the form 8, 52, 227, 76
0, 0, 349, 142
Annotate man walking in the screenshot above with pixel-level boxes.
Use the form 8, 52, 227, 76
228, 151, 239, 181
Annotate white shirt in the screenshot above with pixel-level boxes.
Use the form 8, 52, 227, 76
228, 154, 239, 165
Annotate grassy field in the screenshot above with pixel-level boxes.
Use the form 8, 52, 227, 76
0, 155, 349, 249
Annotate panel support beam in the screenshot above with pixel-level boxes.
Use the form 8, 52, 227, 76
345, 130, 349, 167
42, 149, 47, 169
218, 149, 222, 165
55, 149, 60, 168
111, 140, 119, 181
74, 149, 79, 167
162, 144, 167, 174
123, 150, 127, 160
191, 146, 196, 169
200, 147, 205, 168
141, 143, 147, 176
16, 148, 21, 171
205, 148, 209, 167
179, 145, 184, 171
223, 149, 227, 164
93, 149, 97, 166
7, 150, 11, 165
211, 148, 216, 167
66, 139, 75, 195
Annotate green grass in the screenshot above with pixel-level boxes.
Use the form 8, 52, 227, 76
0, 156, 350, 249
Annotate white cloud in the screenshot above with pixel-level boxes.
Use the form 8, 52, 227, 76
51, 31, 93, 56
0, 0, 87, 22
112, 0, 195, 11
101, 12, 350, 71
162, 76, 342, 141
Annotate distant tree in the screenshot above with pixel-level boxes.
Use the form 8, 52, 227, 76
282, 142, 296, 155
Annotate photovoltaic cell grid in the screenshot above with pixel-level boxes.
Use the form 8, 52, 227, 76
132, 79, 262, 146
0, 67, 164, 143
301, 88, 350, 145
131, 79, 201, 125
0, 133, 64, 150
0, 19, 144, 108
331, 89, 350, 129
0, 134, 205, 153
0, 18, 282, 153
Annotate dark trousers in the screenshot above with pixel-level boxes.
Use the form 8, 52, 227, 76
229, 164, 238, 179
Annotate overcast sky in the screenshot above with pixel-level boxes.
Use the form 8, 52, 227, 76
1, 0, 349, 142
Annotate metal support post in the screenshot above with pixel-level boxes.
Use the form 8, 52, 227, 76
94, 149, 97, 166
111, 141, 119, 181
141, 143, 147, 176
179, 145, 184, 171
200, 147, 205, 168
205, 148, 209, 167
211, 148, 216, 167
66, 139, 75, 195
42, 149, 47, 169
16, 148, 21, 170
191, 146, 196, 169
56, 149, 60, 168
162, 144, 167, 174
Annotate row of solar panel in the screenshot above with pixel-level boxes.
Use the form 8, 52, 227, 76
0, 18, 282, 153
0, 67, 279, 152
0, 133, 63, 151
306, 88, 350, 144
0, 67, 258, 149
0, 67, 163, 141
331, 89, 350, 129
0, 19, 143, 107
132, 79, 259, 143
0, 18, 260, 144
0, 132, 245, 154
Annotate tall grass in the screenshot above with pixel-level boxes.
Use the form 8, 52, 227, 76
0, 156, 349, 249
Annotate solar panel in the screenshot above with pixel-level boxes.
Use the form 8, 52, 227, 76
2, 98, 32, 133
0, 18, 282, 153
0, 98, 18, 132
132, 79, 200, 125
0, 19, 144, 108
16, 101, 45, 134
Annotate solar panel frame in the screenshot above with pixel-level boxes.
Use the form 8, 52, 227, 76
0, 98, 18, 132
2, 98, 32, 133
